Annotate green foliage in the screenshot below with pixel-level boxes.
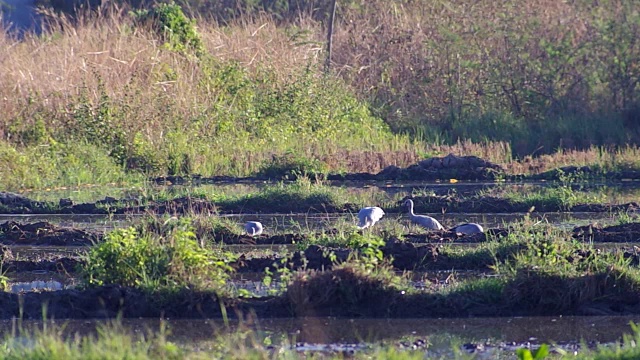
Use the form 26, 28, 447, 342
517, 344, 549, 360
131, 2, 204, 56
0, 141, 139, 190
347, 232, 385, 269
83, 220, 234, 292
257, 153, 329, 180
227, 178, 348, 213
72, 80, 128, 167
0, 322, 185, 360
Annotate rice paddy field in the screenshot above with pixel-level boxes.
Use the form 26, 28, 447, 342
2, 0, 640, 358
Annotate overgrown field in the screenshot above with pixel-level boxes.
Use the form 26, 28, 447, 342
3, 179, 640, 357
1, 1, 640, 191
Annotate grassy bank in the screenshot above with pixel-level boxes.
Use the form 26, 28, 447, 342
0, 4, 419, 191
17, 0, 640, 154
1, 2, 640, 191
3, 178, 639, 216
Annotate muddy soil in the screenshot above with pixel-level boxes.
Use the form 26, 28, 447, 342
6, 218, 640, 249
1, 247, 81, 273
0, 285, 290, 319
3, 188, 638, 215
0, 221, 99, 245
2, 270, 640, 320
152, 155, 506, 183
573, 222, 640, 243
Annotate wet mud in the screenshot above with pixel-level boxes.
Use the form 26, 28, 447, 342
2, 186, 637, 215
0, 285, 290, 320
2, 266, 640, 320
573, 222, 640, 243
0, 221, 99, 246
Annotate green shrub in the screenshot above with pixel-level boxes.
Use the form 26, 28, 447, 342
131, 2, 204, 56
83, 220, 234, 292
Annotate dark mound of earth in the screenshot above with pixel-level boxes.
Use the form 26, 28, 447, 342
573, 222, 640, 243
0, 221, 99, 245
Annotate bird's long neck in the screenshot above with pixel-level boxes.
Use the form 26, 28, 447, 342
408, 203, 416, 217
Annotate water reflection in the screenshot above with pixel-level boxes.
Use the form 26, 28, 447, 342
1, 316, 638, 349
0, 211, 623, 234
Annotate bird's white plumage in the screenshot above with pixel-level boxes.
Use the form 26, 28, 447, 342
403, 199, 444, 230
244, 221, 263, 236
357, 207, 385, 229
450, 223, 484, 234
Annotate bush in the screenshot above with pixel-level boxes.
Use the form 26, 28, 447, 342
83, 220, 234, 292
131, 2, 204, 56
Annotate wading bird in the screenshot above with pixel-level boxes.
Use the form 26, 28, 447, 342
403, 199, 444, 230
450, 223, 484, 235
357, 207, 385, 230
244, 221, 263, 236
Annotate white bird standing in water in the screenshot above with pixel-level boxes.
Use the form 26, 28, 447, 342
244, 221, 263, 236
403, 199, 444, 230
357, 207, 385, 230
450, 223, 484, 235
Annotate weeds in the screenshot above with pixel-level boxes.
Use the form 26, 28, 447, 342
82, 219, 235, 293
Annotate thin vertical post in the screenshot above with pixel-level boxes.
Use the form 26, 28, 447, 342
325, 0, 337, 74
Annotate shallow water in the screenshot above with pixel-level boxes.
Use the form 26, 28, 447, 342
1, 316, 639, 357
0, 211, 622, 236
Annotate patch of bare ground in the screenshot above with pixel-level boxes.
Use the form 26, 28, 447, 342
573, 222, 640, 243
1, 247, 81, 274
0, 221, 98, 245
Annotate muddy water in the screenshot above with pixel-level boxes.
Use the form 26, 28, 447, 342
0, 211, 621, 234
1, 316, 639, 356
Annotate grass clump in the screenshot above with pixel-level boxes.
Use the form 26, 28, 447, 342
257, 153, 329, 180
225, 178, 355, 213
0, 323, 185, 360
82, 219, 234, 292
286, 259, 410, 317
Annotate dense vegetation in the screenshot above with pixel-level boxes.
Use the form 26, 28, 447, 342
1, 0, 639, 190
30, 0, 640, 151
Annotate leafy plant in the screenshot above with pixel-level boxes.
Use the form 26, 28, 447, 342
516, 344, 549, 360
131, 2, 204, 56
82, 219, 235, 292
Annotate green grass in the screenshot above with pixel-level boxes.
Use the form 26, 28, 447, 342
7, 318, 640, 359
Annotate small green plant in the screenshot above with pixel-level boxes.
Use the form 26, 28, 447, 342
263, 248, 300, 295
516, 344, 549, 360
347, 232, 386, 270
614, 210, 637, 225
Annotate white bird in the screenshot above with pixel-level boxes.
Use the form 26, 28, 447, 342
244, 221, 263, 236
357, 207, 385, 229
403, 199, 444, 230
450, 223, 484, 235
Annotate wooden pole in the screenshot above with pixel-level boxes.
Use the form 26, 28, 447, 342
325, 0, 337, 74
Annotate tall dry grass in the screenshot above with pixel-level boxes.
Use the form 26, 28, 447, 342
0, 1, 639, 190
